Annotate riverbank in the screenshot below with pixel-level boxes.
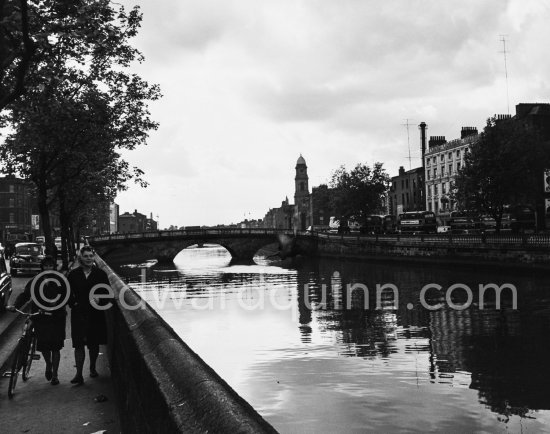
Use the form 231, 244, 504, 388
314, 232, 550, 272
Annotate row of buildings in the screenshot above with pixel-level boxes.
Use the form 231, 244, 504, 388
0, 176, 158, 242
262, 102, 550, 231
390, 102, 550, 224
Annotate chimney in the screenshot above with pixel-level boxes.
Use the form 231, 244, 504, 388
495, 114, 512, 121
460, 127, 478, 139
428, 136, 446, 149
419, 122, 427, 167
399, 166, 405, 176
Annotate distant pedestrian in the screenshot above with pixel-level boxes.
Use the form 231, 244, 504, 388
67, 245, 112, 384
9, 256, 67, 385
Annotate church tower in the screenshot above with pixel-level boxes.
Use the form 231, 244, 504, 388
294, 155, 312, 231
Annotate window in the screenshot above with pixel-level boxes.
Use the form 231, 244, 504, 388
427, 170, 431, 180
456, 150, 460, 158
433, 167, 437, 178
9, 212, 15, 223
413, 179, 416, 189
426, 158, 430, 167
448, 152, 452, 159
449, 164, 452, 175
9, 184, 15, 193
440, 155, 444, 162
401, 180, 404, 189
457, 162, 461, 171
405, 179, 409, 189
441, 165, 444, 176
9, 198, 15, 207
442, 183, 446, 194
428, 202, 432, 211
428, 185, 432, 196
434, 185, 438, 195
406, 192, 409, 204
401, 193, 405, 205
300, 182, 305, 191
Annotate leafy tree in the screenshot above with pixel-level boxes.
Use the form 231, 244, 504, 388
0, 0, 33, 109
311, 183, 333, 226
1, 0, 142, 110
329, 162, 389, 224
453, 116, 550, 231
0, 1, 160, 261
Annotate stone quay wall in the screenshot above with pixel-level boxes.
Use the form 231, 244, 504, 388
95, 256, 277, 434
314, 233, 550, 271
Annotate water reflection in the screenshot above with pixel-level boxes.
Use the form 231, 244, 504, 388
113, 244, 550, 433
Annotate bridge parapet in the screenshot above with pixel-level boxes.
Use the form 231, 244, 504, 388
89, 229, 316, 263
90, 228, 303, 243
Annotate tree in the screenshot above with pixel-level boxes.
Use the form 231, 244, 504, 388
0, 1, 160, 261
329, 162, 389, 224
453, 116, 550, 231
0, 0, 33, 109
1, 0, 142, 110
311, 184, 333, 227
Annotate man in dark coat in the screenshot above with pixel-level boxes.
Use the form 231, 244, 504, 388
67, 245, 112, 384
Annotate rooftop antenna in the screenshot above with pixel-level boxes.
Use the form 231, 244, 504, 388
402, 118, 414, 170
499, 35, 510, 115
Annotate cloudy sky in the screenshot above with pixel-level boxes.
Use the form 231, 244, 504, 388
116, 0, 550, 228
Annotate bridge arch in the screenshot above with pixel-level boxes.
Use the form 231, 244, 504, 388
90, 229, 316, 264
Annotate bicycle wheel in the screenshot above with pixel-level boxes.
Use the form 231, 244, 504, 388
7, 340, 25, 399
22, 335, 37, 381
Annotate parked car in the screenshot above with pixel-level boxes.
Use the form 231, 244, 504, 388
9, 242, 45, 276
0, 251, 13, 311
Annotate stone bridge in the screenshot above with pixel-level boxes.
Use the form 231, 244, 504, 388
89, 228, 318, 264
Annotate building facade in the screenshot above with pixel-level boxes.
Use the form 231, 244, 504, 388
119, 209, 148, 233
110, 202, 119, 233
389, 166, 425, 217
424, 128, 478, 223
146, 213, 158, 231
0, 175, 33, 242
263, 197, 294, 229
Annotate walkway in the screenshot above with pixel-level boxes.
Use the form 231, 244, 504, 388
0, 272, 120, 433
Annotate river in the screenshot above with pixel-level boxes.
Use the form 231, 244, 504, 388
113, 244, 550, 433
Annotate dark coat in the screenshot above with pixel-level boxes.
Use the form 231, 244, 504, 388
14, 274, 67, 352
68, 266, 111, 348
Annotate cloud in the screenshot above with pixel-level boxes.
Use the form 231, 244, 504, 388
114, 0, 550, 226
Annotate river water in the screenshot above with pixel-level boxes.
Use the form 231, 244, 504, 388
113, 244, 550, 433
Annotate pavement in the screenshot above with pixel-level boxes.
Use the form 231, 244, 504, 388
0, 266, 121, 433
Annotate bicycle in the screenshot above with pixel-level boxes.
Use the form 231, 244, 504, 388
6, 307, 49, 398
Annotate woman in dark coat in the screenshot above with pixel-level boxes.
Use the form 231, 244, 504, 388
67, 245, 111, 385
11, 256, 67, 385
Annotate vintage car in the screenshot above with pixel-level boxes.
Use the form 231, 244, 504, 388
0, 251, 12, 311
9, 242, 45, 276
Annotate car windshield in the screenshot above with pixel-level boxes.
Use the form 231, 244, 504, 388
16, 245, 42, 255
